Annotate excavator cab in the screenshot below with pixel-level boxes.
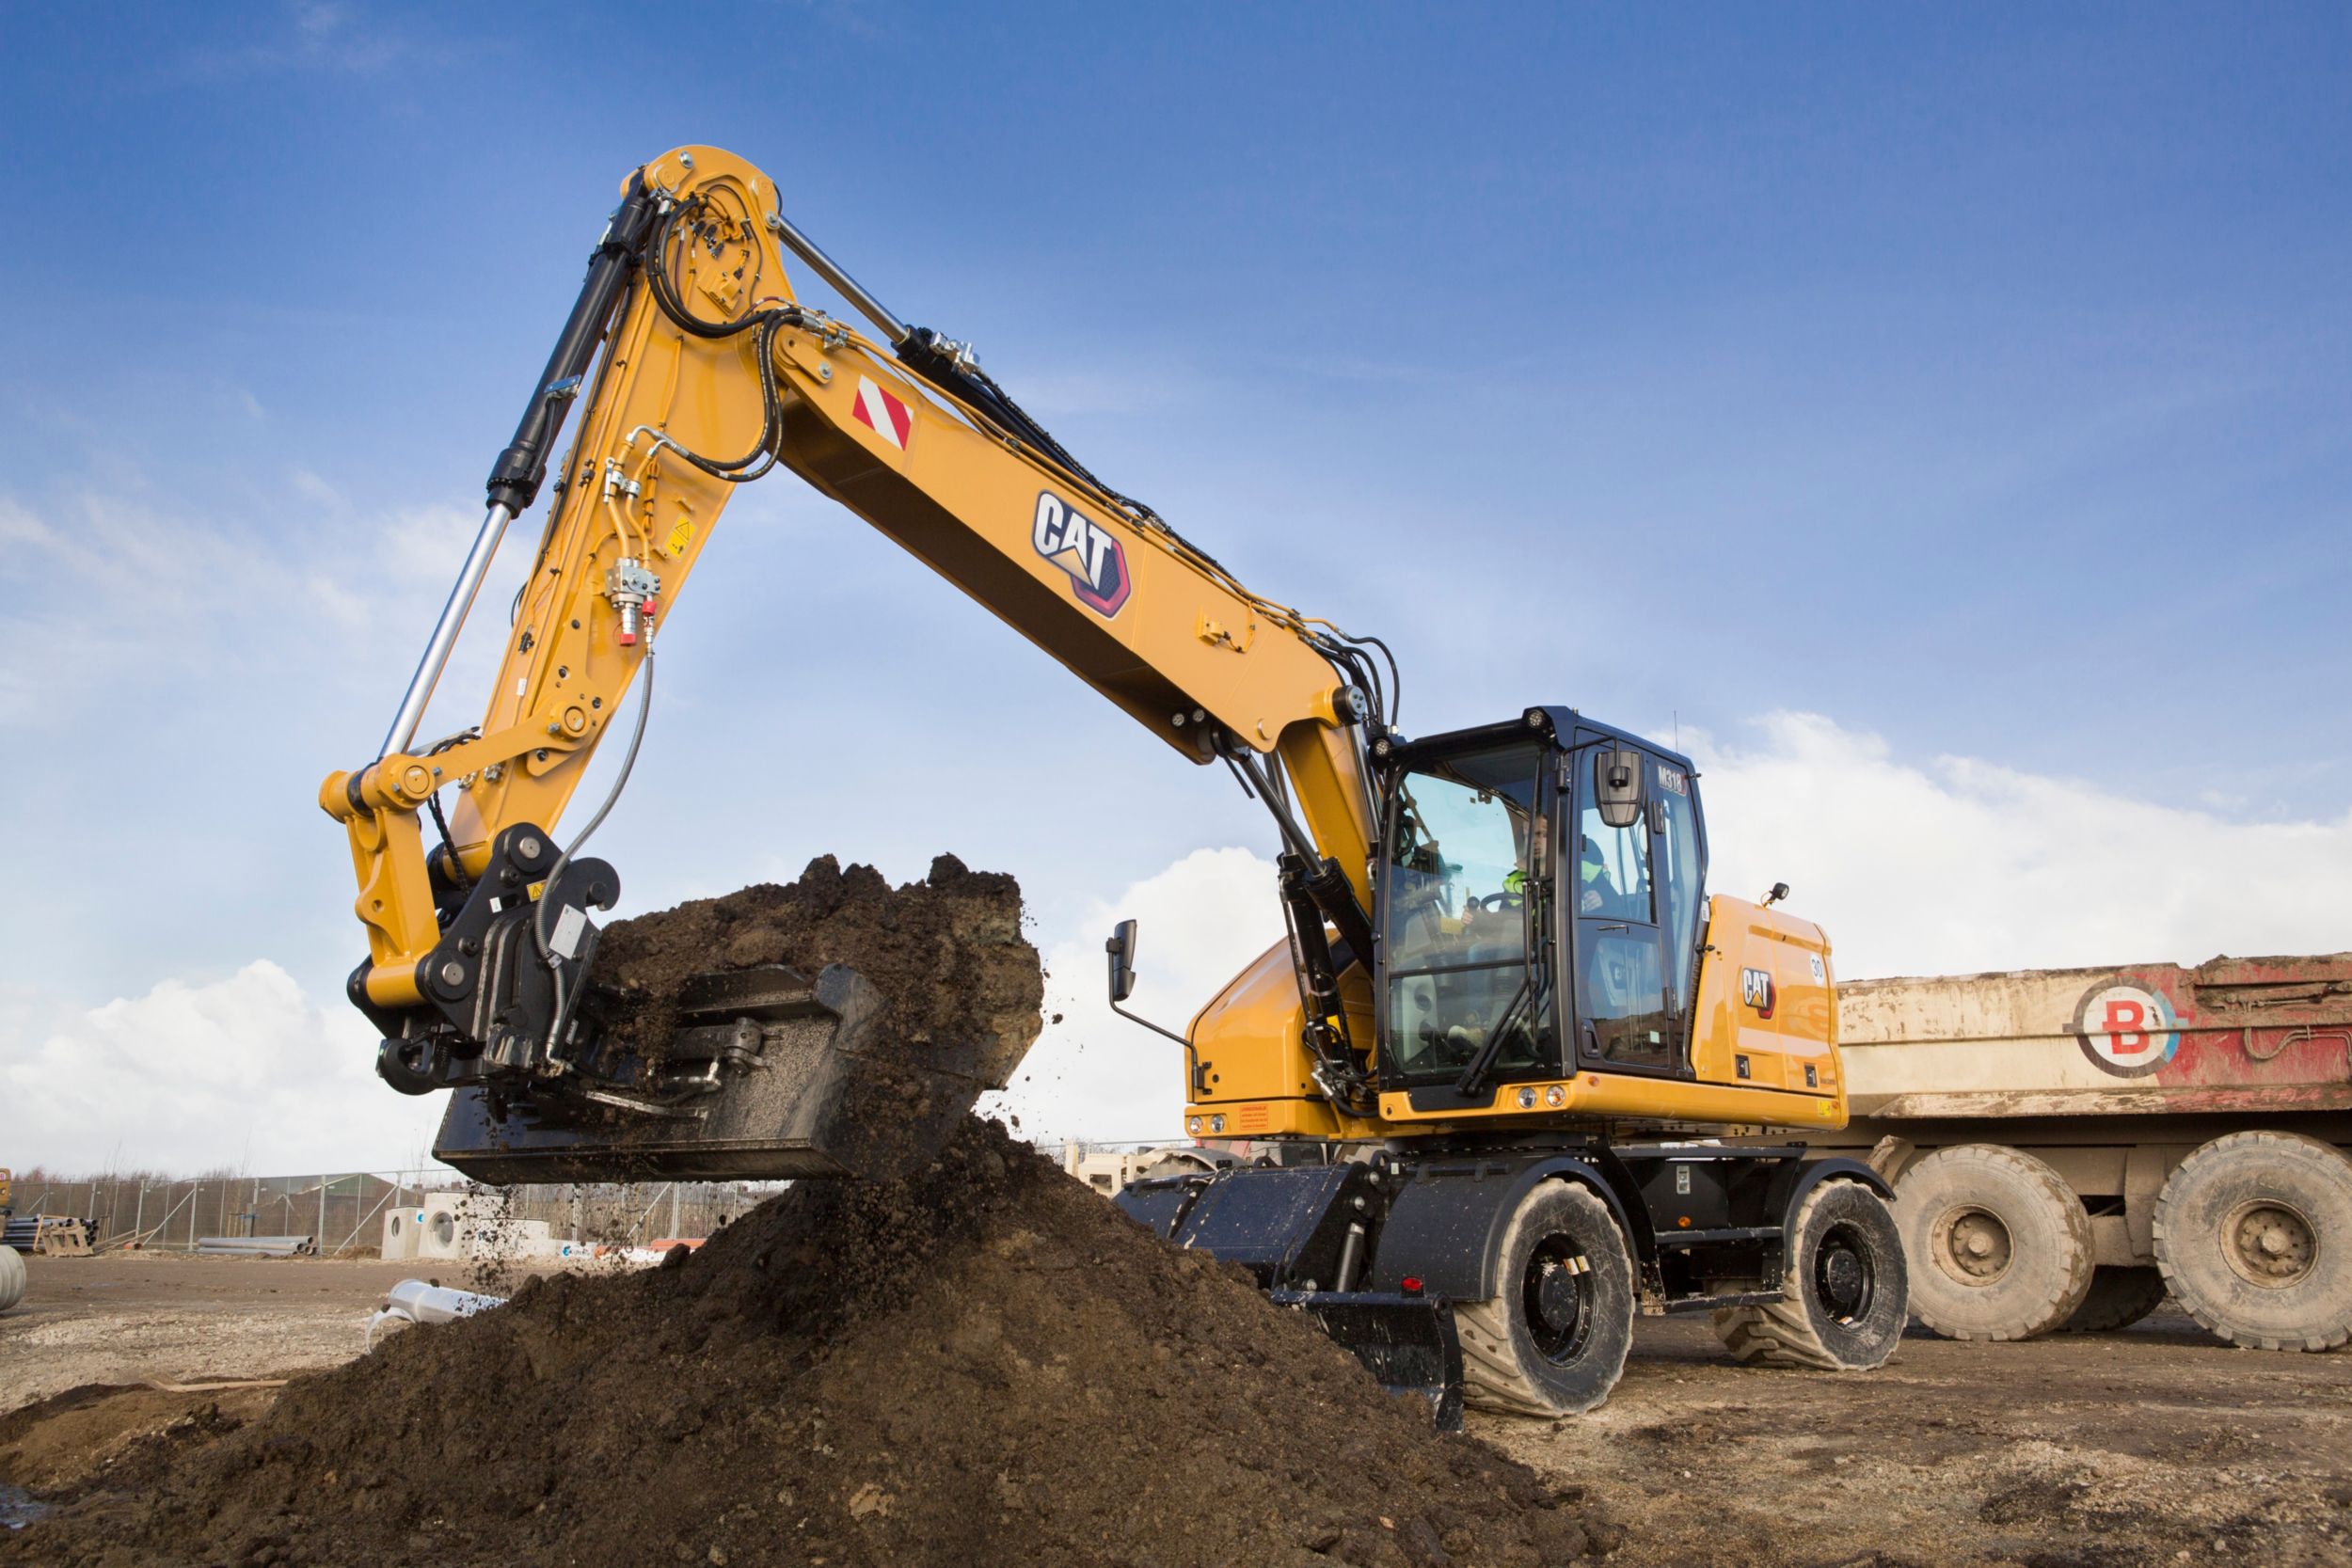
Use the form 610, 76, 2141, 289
1370, 708, 1708, 1107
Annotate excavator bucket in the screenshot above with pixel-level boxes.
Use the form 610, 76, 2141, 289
433, 963, 997, 1185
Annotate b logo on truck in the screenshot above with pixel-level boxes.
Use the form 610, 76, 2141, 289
1032, 491, 1131, 617
2074, 980, 2180, 1077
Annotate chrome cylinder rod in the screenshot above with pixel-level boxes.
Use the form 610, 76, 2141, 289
378, 500, 514, 759
767, 211, 909, 346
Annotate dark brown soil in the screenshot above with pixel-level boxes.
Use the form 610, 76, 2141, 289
590, 852, 1041, 1092
7, 1120, 1600, 1568
475, 854, 1048, 1195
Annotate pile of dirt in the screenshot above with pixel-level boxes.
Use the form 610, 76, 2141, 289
8, 1120, 1604, 1568
590, 852, 1041, 1090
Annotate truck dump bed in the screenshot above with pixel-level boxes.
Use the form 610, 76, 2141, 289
1838, 954, 2352, 1121
1814, 954, 2352, 1351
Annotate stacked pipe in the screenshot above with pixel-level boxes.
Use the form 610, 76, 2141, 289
193, 1235, 316, 1257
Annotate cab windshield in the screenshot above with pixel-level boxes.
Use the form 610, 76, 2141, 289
1381, 743, 1547, 1084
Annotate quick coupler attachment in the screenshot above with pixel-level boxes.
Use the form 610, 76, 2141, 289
433, 961, 990, 1185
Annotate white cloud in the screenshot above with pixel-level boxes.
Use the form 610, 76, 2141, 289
1692, 712, 2352, 978
170, 3, 437, 83
985, 847, 1285, 1146
0, 483, 511, 731
3, 962, 447, 1176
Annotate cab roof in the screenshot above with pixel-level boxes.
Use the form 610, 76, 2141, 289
1377, 705, 1696, 776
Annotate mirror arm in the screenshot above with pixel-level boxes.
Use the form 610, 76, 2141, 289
1110, 997, 1201, 1099
1111, 998, 1193, 1051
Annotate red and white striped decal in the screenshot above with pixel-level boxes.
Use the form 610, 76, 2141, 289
851, 375, 914, 451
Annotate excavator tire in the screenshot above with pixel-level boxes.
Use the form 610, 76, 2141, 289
2153, 1130, 2352, 1352
1455, 1180, 1634, 1418
1714, 1179, 1907, 1370
2060, 1265, 2169, 1333
1896, 1144, 2092, 1341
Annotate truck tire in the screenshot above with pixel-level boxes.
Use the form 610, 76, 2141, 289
2153, 1130, 2352, 1352
1714, 1179, 1906, 1370
0, 1243, 24, 1312
2060, 1266, 2168, 1333
1455, 1180, 1635, 1417
1896, 1144, 2092, 1340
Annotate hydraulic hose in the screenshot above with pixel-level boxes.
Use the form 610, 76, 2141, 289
536, 644, 658, 1054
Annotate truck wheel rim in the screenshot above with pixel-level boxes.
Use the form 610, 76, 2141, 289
2223, 1199, 2316, 1288
1524, 1236, 1591, 1364
1932, 1206, 2011, 1284
1815, 1221, 1875, 1324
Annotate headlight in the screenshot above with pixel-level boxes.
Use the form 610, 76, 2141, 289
1186, 1116, 1202, 1136
1545, 1085, 1567, 1108
1210, 1115, 1227, 1134
1515, 1086, 1536, 1109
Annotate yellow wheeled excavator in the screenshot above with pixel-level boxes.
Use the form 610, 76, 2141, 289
322, 146, 1906, 1422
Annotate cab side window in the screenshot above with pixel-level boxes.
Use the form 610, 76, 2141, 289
1571, 742, 1676, 1074
1654, 768, 1704, 1011
1575, 804, 1652, 923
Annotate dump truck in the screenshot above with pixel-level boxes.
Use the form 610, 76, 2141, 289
323, 143, 1909, 1420
1800, 955, 2352, 1351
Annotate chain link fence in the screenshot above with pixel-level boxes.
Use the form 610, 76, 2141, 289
3, 1170, 787, 1256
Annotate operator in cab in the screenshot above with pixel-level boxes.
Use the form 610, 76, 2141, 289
1577, 823, 1652, 922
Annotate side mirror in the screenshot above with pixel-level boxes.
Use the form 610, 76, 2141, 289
1595, 746, 1645, 831
1106, 919, 1139, 1005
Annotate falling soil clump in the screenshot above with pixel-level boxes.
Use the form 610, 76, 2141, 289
10, 1119, 1603, 1568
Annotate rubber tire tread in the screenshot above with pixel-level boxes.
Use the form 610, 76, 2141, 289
0, 1244, 21, 1313
2152, 1130, 2352, 1353
1895, 1144, 2093, 1341
2059, 1265, 2169, 1334
1455, 1180, 1635, 1418
1713, 1179, 1907, 1370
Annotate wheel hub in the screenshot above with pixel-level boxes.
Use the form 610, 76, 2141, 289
1814, 1225, 1874, 1323
1523, 1238, 1591, 1364
1536, 1259, 1581, 1332
2224, 1199, 2316, 1287
1935, 1206, 2012, 1283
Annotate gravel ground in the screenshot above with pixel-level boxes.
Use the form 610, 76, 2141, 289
6, 1254, 2350, 1565
0, 1256, 534, 1412
1478, 1314, 2352, 1567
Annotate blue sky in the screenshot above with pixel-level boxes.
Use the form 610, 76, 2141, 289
3, 4, 2346, 1169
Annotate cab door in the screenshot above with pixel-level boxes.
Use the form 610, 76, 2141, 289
1567, 737, 1693, 1078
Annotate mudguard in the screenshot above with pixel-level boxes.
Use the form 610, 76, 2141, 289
1361, 1153, 1641, 1303
1768, 1154, 1892, 1231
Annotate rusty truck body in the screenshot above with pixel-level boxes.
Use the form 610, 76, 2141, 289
1802, 954, 2352, 1349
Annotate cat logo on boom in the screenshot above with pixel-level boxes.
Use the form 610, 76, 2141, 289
1032, 491, 1131, 617
1741, 967, 1775, 1017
